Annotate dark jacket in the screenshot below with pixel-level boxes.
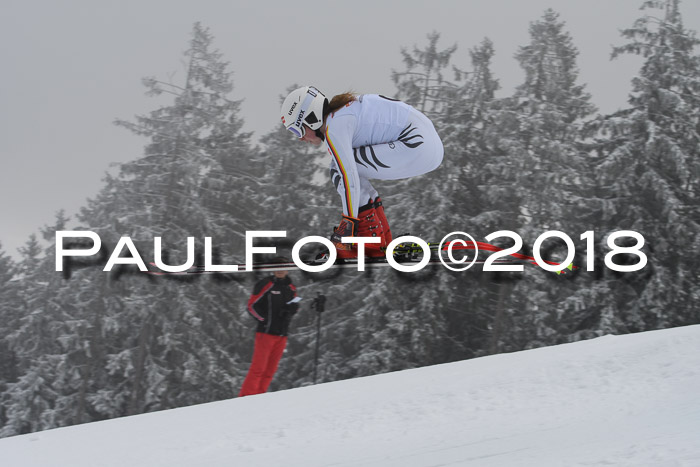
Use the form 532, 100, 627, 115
246, 275, 299, 336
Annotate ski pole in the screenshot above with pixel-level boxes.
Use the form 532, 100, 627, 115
312, 293, 326, 384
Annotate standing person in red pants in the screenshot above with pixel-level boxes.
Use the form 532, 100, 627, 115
239, 258, 301, 397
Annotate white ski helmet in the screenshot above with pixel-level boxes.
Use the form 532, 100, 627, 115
280, 86, 328, 138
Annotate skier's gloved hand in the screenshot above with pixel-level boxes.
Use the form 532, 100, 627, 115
283, 303, 299, 315
330, 215, 359, 248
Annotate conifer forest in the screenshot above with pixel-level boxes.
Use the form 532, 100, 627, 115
1, 0, 699, 436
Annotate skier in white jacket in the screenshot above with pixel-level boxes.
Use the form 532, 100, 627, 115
280, 86, 444, 258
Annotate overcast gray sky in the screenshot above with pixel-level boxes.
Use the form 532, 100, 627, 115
2, 0, 699, 259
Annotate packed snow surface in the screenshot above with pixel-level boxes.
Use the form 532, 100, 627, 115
2, 325, 699, 466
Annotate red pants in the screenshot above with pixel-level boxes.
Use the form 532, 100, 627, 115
239, 332, 288, 397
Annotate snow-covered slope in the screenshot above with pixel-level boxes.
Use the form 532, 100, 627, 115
2, 325, 699, 467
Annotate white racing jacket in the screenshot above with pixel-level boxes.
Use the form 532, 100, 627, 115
324, 95, 443, 218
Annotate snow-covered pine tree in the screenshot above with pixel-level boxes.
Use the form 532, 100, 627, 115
483, 10, 600, 351
594, 0, 700, 329
0, 242, 19, 431
433, 38, 509, 358
99, 22, 254, 415
392, 31, 458, 118
114, 22, 255, 248
492, 9, 597, 231
0, 222, 73, 435
1, 24, 258, 437
0, 242, 15, 289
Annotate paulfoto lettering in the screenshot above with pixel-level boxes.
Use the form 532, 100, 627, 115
55, 230, 647, 275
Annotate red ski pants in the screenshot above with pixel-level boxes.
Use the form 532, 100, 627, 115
239, 332, 288, 397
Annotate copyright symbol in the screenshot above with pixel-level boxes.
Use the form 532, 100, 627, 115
439, 232, 478, 271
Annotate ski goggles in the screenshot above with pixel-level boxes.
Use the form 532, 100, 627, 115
285, 89, 319, 139
286, 121, 305, 139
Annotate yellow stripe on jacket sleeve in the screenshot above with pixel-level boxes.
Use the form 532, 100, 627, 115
325, 127, 353, 216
